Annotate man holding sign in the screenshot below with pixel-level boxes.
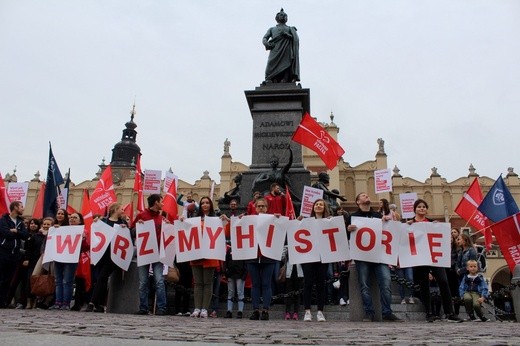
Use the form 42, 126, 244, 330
345, 193, 401, 322
131, 194, 167, 316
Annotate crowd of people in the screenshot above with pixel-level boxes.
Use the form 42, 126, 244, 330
0, 183, 492, 323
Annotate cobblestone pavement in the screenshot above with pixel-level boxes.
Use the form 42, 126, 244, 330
1, 309, 520, 345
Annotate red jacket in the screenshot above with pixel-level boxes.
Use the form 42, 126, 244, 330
132, 208, 163, 245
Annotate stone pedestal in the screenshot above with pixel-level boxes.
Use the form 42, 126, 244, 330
107, 260, 139, 314
348, 263, 383, 322
239, 83, 311, 211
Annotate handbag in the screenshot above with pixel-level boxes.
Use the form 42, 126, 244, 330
277, 263, 287, 283
166, 266, 180, 283
30, 274, 55, 296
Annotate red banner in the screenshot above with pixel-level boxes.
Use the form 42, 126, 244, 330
490, 212, 520, 272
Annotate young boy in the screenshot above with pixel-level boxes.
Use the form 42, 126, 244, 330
459, 259, 490, 322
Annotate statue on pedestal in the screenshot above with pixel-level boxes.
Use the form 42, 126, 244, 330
262, 8, 300, 84
252, 147, 294, 196
218, 173, 242, 206
312, 172, 346, 215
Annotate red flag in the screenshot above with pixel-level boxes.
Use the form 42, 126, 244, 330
81, 189, 93, 232
32, 182, 46, 219
66, 205, 78, 215
90, 167, 117, 218
284, 185, 296, 220
454, 178, 492, 250
76, 251, 92, 291
163, 179, 179, 223
292, 113, 345, 170
122, 202, 133, 223
0, 173, 9, 215
489, 212, 520, 272
133, 155, 144, 212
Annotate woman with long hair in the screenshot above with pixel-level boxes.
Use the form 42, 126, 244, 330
187, 197, 221, 318
54, 208, 69, 226
410, 199, 462, 322
299, 199, 330, 322
87, 203, 128, 313
447, 228, 461, 315
51, 212, 83, 310
456, 233, 477, 279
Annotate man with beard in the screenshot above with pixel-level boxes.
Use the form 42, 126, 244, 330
344, 193, 402, 322
265, 183, 285, 215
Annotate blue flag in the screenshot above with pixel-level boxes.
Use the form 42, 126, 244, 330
43, 142, 64, 218
477, 175, 519, 223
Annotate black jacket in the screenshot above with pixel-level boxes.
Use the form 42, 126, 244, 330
0, 213, 29, 256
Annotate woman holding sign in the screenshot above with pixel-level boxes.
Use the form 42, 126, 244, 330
298, 199, 330, 322
87, 203, 128, 313
409, 199, 462, 323
188, 197, 221, 319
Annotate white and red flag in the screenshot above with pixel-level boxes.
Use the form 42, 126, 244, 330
454, 178, 492, 249
292, 113, 345, 170
90, 165, 117, 217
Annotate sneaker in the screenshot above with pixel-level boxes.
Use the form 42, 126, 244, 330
292, 312, 299, 320
60, 305, 70, 311
183, 312, 191, 317
85, 303, 94, 312
401, 298, 407, 305
304, 310, 312, 322
426, 314, 435, 323
383, 313, 403, 322
249, 310, 260, 320
70, 304, 81, 311
285, 312, 291, 320
190, 309, 201, 318
408, 297, 415, 304
237, 311, 243, 319
209, 310, 217, 318
464, 314, 477, 322
93, 305, 105, 313
363, 312, 374, 322
479, 316, 490, 322
155, 310, 167, 316
225, 311, 232, 319
48, 303, 61, 310
200, 309, 208, 318
134, 310, 149, 315
260, 310, 269, 320
15, 303, 24, 309
339, 298, 347, 306
317, 311, 326, 322
447, 314, 463, 323
176, 312, 183, 316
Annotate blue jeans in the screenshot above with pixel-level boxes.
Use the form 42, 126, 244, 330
396, 267, 414, 299
138, 262, 166, 312
247, 262, 275, 310
54, 261, 78, 306
356, 261, 392, 316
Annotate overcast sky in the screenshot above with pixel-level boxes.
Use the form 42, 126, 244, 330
1, 0, 519, 186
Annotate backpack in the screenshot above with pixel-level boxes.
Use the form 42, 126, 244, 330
475, 245, 487, 273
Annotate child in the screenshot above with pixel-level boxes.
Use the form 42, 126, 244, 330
459, 259, 490, 322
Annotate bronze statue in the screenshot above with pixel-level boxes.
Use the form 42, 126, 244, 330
262, 8, 300, 83
252, 147, 293, 197
312, 172, 346, 215
218, 173, 242, 205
